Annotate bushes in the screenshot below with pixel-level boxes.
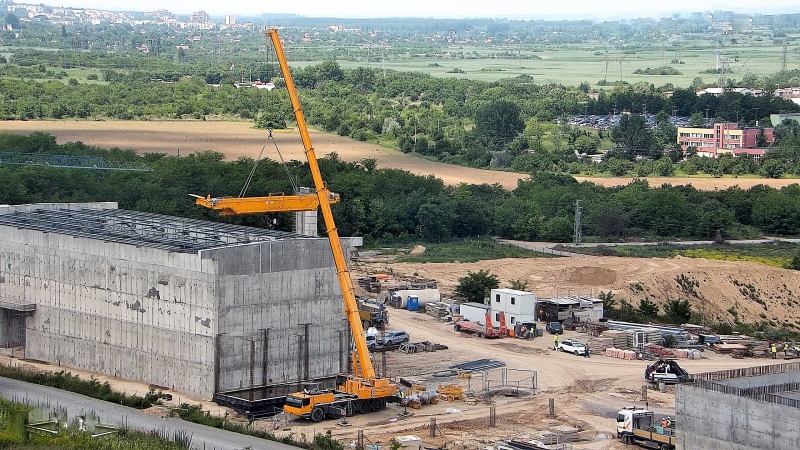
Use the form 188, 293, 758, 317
0, 364, 162, 409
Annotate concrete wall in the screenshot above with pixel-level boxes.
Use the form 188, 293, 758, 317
203, 238, 350, 393
676, 383, 800, 450
0, 203, 353, 400
0, 218, 218, 398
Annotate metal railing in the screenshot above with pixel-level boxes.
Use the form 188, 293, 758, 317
689, 362, 800, 382
0, 152, 152, 172
688, 362, 800, 409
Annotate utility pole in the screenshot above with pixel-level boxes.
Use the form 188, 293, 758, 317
781, 43, 788, 72
573, 200, 582, 246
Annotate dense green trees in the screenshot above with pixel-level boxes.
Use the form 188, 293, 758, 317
3, 133, 800, 244
455, 270, 500, 304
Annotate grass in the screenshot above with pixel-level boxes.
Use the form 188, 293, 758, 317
291, 40, 791, 88
576, 242, 800, 268
0, 397, 189, 449
170, 403, 343, 450
393, 238, 558, 263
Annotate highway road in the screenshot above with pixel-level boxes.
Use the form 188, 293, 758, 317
0, 377, 299, 450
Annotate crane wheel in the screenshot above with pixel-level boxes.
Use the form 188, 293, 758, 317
362, 320, 370, 329
621, 435, 631, 445
345, 402, 356, 417
371, 398, 386, 412
357, 400, 371, 414
310, 407, 324, 422
330, 408, 342, 420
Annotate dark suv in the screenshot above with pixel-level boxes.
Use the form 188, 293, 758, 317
546, 322, 564, 334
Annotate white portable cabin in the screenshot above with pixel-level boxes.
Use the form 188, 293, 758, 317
490, 288, 537, 326
459, 302, 489, 325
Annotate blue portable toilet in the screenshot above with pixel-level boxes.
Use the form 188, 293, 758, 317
406, 295, 419, 311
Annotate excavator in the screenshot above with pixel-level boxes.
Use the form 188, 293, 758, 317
194, 29, 398, 422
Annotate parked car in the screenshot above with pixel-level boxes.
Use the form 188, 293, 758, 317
366, 334, 377, 349
546, 322, 564, 334
558, 339, 587, 356
377, 330, 410, 345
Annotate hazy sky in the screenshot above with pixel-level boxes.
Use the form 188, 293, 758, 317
50, 0, 800, 19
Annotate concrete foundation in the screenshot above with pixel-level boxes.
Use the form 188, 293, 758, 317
676, 367, 800, 450
0, 203, 350, 399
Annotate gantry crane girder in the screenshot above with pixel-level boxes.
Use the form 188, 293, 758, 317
192, 192, 339, 216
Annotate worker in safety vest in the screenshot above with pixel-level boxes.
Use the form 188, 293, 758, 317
784, 342, 789, 356
553, 334, 559, 350
771, 343, 777, 359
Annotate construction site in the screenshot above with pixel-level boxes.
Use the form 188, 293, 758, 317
2, 29, 800, 450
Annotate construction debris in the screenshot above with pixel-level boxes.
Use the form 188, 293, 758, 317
399, 341, 448, 354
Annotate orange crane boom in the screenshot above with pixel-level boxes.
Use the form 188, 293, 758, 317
197, 30, 396, 422
265, 29, 376, 380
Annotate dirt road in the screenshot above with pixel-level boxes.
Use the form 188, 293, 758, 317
2, 120, 798, 191
272, 307, 784, 449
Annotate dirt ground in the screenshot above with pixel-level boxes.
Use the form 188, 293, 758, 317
1, 120, 798, 191
266, 307, 786, 450
3, 252, 796, 449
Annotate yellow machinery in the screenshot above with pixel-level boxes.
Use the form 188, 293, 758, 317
195, 29, 397, 422
192, 192, 339, 216
438, 384, 464, 401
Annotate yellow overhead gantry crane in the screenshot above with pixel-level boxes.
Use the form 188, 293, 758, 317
195, 29, 397, 422
193, 191, 339, 216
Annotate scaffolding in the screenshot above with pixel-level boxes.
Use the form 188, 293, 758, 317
0, 208, 303, 253
0, 152, 152, 172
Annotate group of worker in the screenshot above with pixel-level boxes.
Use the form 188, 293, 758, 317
660, 416, 674, 428
770, 342, 798, 359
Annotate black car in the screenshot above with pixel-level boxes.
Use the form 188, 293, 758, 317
546, 322, 563, 334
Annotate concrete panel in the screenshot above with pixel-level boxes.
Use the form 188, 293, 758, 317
677, 379, 800, 450
209, 239, 349, 393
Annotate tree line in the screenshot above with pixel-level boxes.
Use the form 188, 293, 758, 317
3, 132, 800, 243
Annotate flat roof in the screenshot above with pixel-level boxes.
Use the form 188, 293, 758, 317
0, 296, 36, 312
0, 207, 304, 254
540, 296, 601, 305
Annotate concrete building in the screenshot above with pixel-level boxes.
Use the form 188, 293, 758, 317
676, 362, 800, 450
677, 123, 774, 158
0, 202, 350, 400
771, 113, 800, 127
190, 10, 209, 23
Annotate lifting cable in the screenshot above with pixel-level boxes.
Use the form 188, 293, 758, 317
238, 40, 298, 198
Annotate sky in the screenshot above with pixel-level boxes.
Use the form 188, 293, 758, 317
41, 0, 800, 19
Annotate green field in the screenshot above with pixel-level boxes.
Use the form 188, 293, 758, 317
576, 242, 800, 268
293, 39, 796, 88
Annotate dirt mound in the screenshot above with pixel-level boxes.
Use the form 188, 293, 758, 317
409, 245, 426, 256
368, 256, 800, 326
566, 266, 618, 285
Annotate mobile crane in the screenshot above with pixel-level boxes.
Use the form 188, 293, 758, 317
195, 29, 398, 422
